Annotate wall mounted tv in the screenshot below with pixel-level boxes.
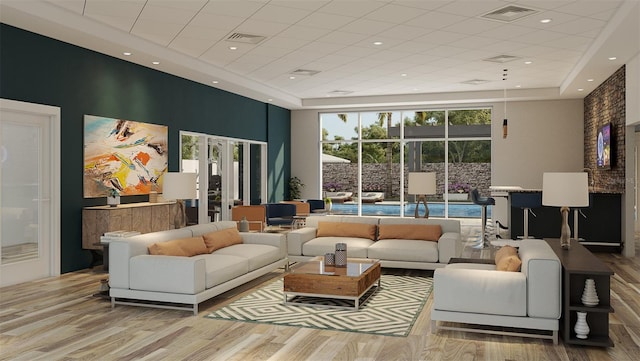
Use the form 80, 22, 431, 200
596, 122, 612, 169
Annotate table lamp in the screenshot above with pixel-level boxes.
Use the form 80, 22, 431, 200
542, 172, 589, 249
162, 172, 197, 228
408, 172, 436, 218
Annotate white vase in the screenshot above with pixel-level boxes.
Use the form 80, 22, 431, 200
581, 278, 599, 306
107, 195, 120, 207
574, 311, 590, 339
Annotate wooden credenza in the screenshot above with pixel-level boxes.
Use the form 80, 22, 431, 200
82, 202, 177, 250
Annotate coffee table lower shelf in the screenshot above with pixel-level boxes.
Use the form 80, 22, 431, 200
283, 279, 380, 310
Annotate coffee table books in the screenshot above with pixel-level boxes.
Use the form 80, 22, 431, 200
283, 256, 381, 310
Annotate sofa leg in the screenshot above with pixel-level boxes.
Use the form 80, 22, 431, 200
111, 297, 115, 309
431, 320, 438, 333
552, 331, 558, 345
193, 304, 198, 316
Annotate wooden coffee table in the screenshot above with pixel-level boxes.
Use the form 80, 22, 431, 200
283, 256, 381, 310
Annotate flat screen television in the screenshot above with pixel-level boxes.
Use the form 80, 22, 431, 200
596, 122, 612, 169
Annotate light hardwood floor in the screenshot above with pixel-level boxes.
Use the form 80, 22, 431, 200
1, 243, 639, 360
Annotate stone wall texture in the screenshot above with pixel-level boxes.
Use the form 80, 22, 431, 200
323, 162, 491, 200
584, 65, 626, 193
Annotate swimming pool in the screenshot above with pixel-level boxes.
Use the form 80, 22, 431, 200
331, 202, 492, 218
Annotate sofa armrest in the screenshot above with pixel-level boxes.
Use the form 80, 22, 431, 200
128, 255, 206, 294
241, 232, 287, 259
286, 227, 317, 256
109, 239, 153, 290
433, 268, 527, 316
437, 231, 461, 263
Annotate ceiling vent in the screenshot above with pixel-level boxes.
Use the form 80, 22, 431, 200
461, 79, 490, 85
225, 32, 266, 44
328, 90, 353, 96
483, 54, 521, 63
480, 5, 539, 23
290, 69, 321, 76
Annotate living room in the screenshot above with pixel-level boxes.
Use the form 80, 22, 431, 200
1, 0, 639, 359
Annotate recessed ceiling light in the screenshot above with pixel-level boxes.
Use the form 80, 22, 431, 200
267, 98, 273, 102
373, 41, 383, 45
578, 88, 584, 91
401, 73, 407, 77
540, 18, 552, 23
229, 46, 238, 50
152, 61, 160, 65
123, 52, 132, 56
289, 76, 296, 80
608, 57, 617, 60
212, 80, 219, 84
515, 85, 521, 88
587, 79, 594, 82
524, 61, 532, 65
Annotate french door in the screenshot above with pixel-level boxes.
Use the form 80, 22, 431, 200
0, 99, 60, 287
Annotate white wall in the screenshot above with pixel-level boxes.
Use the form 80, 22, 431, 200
292, 99, 584, 199
625, 53, 639, 257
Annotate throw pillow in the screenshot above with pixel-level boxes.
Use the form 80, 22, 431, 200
496, 254, 522, 272
495, 245, 518, 265
203, 227, 243, 253
316, 222, 377, 240
148, 236, 208, 257
378, 224, 442, 242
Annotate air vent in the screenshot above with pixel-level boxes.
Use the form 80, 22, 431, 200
461, 79, 490, 85
480, 5, 539, 23
328, 90, 353, 96
483, 54, 521, 63
290, 69, 321, 76
225, 32, 266, 44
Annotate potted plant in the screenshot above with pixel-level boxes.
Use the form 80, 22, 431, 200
288, 176, 304, 200
447, 182, 470, 201
107, 188, 120, 207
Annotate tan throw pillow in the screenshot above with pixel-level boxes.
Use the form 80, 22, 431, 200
378, 224, 442, 242
495, 245, 518, 266
148, 236, 208, 257
496, 254, 522, 272
203, 227, 243, 253
316, 222, 377, 240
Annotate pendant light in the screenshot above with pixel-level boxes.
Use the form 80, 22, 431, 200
503, 68, 508, 139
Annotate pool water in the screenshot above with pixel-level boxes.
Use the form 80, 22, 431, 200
331, 202, 491, 218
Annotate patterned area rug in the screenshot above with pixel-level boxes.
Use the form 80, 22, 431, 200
205, 274, 432, 337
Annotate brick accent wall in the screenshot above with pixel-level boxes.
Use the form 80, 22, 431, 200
584, 65, 626, 193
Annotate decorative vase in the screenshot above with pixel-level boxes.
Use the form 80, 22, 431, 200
239, 216, 250, 232
574, 311, 590, 339
148, 191, 158, 203
581, 278, 599, 306
335, 243, 347, 267
107, 195, 120, 207
324, 253, 335, 266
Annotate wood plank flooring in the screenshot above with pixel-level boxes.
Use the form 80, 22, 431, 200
1, 248, 639, 360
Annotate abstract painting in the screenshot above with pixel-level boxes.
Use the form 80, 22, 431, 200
84, 115, 168, 198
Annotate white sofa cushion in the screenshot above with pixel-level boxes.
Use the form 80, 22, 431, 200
213, 244, 281, 271
434, 268, 527, 316
130, 255, 206, 294
302, 236, 374, 257
367, 239, 438, 263
193, 254, 249, 289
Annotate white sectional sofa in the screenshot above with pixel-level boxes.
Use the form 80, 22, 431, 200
431, 239, 561, 344
109, 221, 287, 315
287, 215, 462, 270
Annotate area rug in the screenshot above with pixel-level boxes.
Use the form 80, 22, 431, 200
205, 274, 432, 337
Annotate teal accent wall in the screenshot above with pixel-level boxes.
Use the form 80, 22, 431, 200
0, 24, 291, 273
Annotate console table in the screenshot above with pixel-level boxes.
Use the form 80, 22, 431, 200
82, 202, 177, 250
545, 238, 614, 347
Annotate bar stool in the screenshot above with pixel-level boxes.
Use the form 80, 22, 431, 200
511, 193, 542, 239
471, 188, 495, 248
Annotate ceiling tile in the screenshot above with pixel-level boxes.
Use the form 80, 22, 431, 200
250, 4, 313, 24
406, 10, 467, 29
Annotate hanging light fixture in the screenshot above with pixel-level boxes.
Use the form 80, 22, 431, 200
503, 68, 508, 139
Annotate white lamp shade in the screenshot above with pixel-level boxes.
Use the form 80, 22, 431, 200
542, 172, 589, 207
162, 172, 197, 200
408, 172, 436, 195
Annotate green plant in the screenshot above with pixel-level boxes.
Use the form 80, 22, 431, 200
107, 188, 120, 197
288, 176, 304, 200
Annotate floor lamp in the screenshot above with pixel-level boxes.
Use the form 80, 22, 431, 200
542, 172, 589, 249
408, 172, 436, 218
162, 172, 197, 228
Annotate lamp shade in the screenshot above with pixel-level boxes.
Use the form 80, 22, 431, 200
542, 172, 589, 207
162, 172, 197, 200
408, 172, 436, 195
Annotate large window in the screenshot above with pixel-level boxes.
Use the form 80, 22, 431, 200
321, 108, 491, 218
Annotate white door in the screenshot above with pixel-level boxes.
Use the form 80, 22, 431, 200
0, 99, 60, 287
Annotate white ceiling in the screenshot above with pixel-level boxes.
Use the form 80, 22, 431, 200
1, 0, 638, 109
